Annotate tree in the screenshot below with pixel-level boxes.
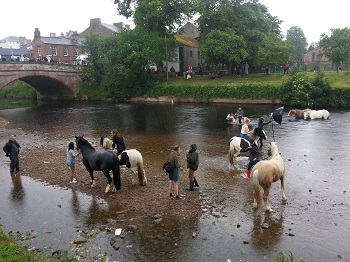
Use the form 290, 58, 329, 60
196, 0, 284, 72
256, 33, 293, 73
114, 0, 196, 35
82, 28, 169, 100
286, 26, 308, 69
198, 29, 248, 73
319, 27, 350, 72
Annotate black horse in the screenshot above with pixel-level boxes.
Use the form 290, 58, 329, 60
75, 136, 122, 193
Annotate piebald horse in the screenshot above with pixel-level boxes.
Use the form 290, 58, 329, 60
100, 137, 148, 186
251, 142, 287, 212
287, 108, 311, 119
226, 113, 238, 124
229, 127, 267, 168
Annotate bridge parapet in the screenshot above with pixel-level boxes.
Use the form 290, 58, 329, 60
0, 62, 82, 100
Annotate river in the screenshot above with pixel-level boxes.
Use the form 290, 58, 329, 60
0, 99, 349, 262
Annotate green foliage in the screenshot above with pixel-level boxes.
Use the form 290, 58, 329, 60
147, 82, 281, 102
275, 251, 305, 262
81, 28, 168, 101
280, 71, 331, 107
196, 0, 286, 70
0, 84, 36, 98
286, 26, 308, 67
319, 27, 350, 70
114, 0, 196, 35
198, 29, 248, 66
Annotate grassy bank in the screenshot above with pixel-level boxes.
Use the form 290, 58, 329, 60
2, 72, 350, 106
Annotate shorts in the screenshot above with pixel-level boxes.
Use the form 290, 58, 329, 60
66, 159, 75, 167
169, 168, 179, 182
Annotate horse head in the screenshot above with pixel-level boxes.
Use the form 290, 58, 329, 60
226, 113, 237, 123
268, 142, 279, 157
119, 152, 131, 168
254, 127, 267, 140
75, 136, 94, 152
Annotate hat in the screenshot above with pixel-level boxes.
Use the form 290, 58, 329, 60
190, 144, 197, 151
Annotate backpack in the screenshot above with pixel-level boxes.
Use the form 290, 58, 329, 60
162, 161, 175, 174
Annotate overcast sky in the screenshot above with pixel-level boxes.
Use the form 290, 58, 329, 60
1, 0, 349, 46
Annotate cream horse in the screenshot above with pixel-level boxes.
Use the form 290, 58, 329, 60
101, 137, 147, 186
303, 109, 330, 120
251, 142, 287, 212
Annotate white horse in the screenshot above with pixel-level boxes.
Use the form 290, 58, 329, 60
303, 109, 330, 120
229, 127, 267, 168
251, 142, 287, 212
226, 113, 238, 124
100, 137, 148, 186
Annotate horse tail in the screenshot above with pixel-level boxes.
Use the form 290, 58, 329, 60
112, 156, 121, 190
103, 138, 113, 150
136, 156, 147, 186
252, 169, 261, 206
229, 147, 235, 166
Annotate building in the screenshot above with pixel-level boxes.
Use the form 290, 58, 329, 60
80, 18, 130, 37
303, 47, 348, 71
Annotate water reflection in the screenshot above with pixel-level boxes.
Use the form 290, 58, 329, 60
10, 173, 25, 204
251, 210, 284, 249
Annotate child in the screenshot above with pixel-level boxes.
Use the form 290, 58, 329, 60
246, 141, 260, 179
66, 142, 79, 183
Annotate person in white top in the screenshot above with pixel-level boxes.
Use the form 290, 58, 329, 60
240, 118, 253, 142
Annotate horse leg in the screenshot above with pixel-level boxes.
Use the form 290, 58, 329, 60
86, 166, 95, 188
102, 170, 113, 193
280, 176, 287, 201
137, 163, 147, 186
112, 165, 121, 191
262, 185, 273, 212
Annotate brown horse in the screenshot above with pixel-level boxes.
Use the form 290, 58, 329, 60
251, 142, 287, 212
287, 108, 311, 119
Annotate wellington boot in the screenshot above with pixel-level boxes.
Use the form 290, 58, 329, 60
194, 177, 199, 187
186, 181, 194, 191
246, 169, 251, 179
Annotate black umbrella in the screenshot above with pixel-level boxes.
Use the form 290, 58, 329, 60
272, 106, 284, 124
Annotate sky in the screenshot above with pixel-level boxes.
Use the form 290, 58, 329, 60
0, 0, 349, 46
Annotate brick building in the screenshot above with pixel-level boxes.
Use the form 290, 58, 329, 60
32, 28, 83, 63
80, 18, 130, 37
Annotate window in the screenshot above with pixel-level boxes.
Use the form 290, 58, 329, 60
74, 48, 79, 57
198, 51, 200, 59
37, 46, 42, 56
63, 47, 68, 56
312, 52, 316, 62
52, 46, 57, 56
190, 51, 193, 57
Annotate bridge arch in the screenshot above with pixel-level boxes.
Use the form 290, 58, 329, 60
0, 62, 82, 100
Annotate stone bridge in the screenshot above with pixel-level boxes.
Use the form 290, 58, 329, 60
0, 62, 82, 100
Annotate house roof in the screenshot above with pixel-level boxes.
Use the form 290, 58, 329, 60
0, 47, 30, 56
37, 37, 81, 46
0, 36, 20, 43
101, 23, 123, 33
175, 35, 199, 47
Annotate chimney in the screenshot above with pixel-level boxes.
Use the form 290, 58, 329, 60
50, 32, 56, 37
34, 28, 41, 38
90, 18, 102, 26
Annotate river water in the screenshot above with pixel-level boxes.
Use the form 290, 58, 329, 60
0, 99, 349, 262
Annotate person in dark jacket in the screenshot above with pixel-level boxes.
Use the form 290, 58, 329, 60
111, 129, 126, 156
3, 135, 21, 173
186, 144, 199, 191
245, 141, 260, 179
257, 117, 272, 146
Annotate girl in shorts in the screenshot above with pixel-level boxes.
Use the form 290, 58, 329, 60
66, 142, 79, 183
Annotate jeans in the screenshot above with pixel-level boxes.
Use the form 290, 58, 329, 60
10, 154, 19, 171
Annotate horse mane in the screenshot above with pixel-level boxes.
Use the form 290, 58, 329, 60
76, 136, 94, 149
